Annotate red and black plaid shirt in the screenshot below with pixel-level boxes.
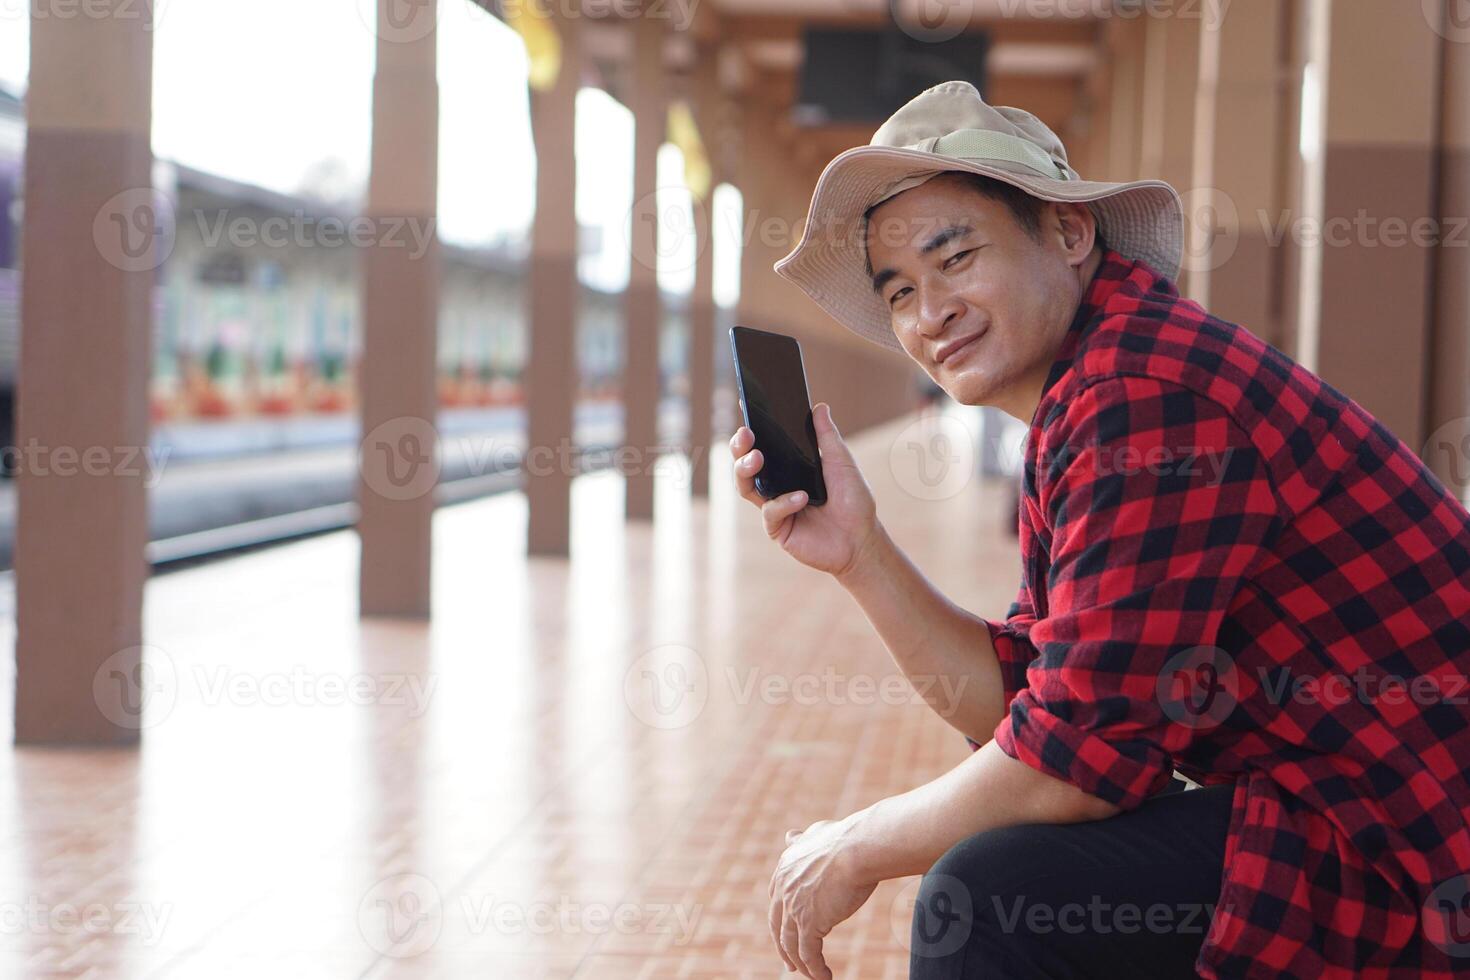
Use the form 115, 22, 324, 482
972, 248, 1470, 977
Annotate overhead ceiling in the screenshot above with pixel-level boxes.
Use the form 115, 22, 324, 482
550, 0, 1110, 91
739, 38, 1097, 76
700, 0, 1107, 81
708, 0, 1111, 19
579, 0, 1106, 146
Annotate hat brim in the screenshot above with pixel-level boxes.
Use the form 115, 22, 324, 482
773, 145, 1184, 353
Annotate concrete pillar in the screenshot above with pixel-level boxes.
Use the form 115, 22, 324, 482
1105, 17, 1146, 182
1425, 5, 1470, 494
358, 0, 440, 617
1298, 0, 1442, 450
1079, 52, 1113, 181
622, 12, 665, 520
526, 10, 580, 554
14, 2, 153, 743
688, 191, 715, 498
685, 53, 725, 500
1272, 0, 1309, 361
1189, 0, 1284, 344
1141, 11, 1202, 295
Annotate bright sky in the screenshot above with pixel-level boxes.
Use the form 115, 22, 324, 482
0, 0, 741, 302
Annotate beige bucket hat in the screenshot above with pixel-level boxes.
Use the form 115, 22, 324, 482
774, 80, 1184, 353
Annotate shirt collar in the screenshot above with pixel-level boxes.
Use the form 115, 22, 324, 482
1030, 248, 1160, 428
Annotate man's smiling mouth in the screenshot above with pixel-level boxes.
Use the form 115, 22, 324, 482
936, 327, 988, 365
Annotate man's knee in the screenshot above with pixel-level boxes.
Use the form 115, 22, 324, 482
910, 856, 979, 962
909, 826, 1062, 979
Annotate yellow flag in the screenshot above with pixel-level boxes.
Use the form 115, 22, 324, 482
668, 102, 712, 202
503, 0, 561, 91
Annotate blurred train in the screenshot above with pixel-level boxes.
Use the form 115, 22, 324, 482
0, 87, 21, 455
0, 82, 714, 465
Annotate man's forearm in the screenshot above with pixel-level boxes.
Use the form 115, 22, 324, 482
835, 523, 1009, 744
842, 739, 1120, 885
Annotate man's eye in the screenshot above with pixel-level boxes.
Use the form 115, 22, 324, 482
943, 248, 975, 269
888, 286, 912, 307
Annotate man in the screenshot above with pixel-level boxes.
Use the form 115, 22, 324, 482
728, 80, 1470, 979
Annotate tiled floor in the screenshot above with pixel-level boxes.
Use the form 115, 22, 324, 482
0, 409, 1021, 979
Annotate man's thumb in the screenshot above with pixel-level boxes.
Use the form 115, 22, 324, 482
813, 403, 852, 461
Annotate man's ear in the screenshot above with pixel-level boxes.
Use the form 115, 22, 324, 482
1051, 202, 1097, 266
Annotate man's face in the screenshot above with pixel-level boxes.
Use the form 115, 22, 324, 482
863, 174, 1095, 416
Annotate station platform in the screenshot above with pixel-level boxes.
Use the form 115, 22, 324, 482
0, 408, 1019, 979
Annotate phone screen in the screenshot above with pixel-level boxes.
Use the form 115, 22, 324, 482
729, 326, 827, 505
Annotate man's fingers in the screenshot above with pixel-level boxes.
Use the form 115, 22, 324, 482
763, 491, 808, 538
736, 449, 764, 478
781, 912, 810, 978
729, 427, 759, 503
797, 924, 832, 980
734, 449, 764, 504
769, 893, 797, 972
729, 426, 753, 458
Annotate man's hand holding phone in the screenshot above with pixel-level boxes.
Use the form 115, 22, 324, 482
729, 402, 884, 581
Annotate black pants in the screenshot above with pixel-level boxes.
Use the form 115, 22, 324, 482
909, 783, 1234, 979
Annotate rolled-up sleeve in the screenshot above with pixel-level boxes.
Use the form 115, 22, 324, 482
992, 377, 1283, 809
988, 581, 1040, 711
966, 583, 1039, 752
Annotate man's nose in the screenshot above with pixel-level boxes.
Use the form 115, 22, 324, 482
918, 291, 964, 338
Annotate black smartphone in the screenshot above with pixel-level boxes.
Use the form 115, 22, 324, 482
729, 325, 827, 505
